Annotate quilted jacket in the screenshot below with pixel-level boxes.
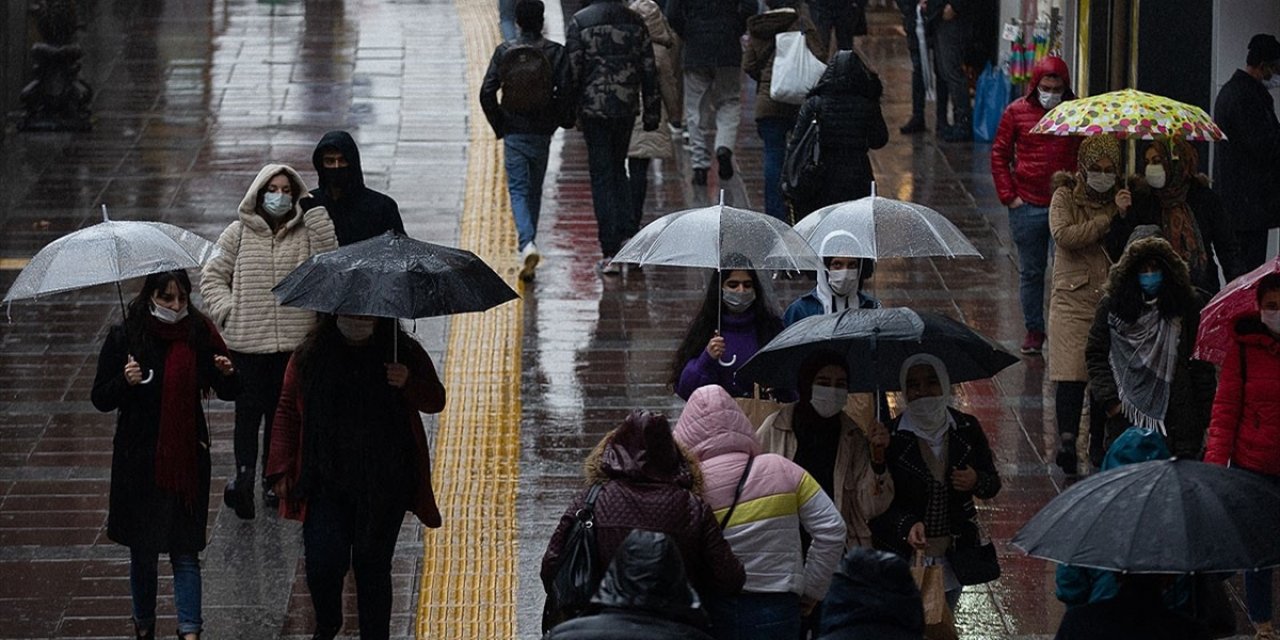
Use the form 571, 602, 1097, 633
1205, 315, 1280, 476
990, 56, 1082, 207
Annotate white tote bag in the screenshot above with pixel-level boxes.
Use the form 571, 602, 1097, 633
770, 31, 826, 105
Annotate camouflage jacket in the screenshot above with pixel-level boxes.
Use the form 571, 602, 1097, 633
566, 0, 661, 123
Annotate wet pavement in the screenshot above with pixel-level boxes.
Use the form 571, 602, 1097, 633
0, 0, 1262, 638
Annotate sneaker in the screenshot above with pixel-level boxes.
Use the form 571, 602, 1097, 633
899, 117, 927, 134
1020, 330, 1046, 355
598, 258, 621, 275
518, 242, 541, 282
716, 147, 734, 180
692, 168, 708, 186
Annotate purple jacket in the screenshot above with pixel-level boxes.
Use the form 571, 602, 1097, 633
676, 311, 760, 400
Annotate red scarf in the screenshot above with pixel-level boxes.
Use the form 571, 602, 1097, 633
148, 316, 201, 508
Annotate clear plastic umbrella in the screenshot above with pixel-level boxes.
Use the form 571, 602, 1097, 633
4, 205, 218, 317
793, 188, 982, 259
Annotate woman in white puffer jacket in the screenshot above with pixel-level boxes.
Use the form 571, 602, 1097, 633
200, 164, 337, 519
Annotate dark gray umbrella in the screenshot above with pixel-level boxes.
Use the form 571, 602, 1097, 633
1012, 458, 1280, 573
734, 307, 1018, 391
272, 231, 518, 318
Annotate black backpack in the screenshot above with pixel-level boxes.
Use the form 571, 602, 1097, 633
781, 110, 823, 204
498, 43, 554, 115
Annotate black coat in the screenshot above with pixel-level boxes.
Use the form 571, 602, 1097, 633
869, 409, 1001, 559
1212, 69, 1280, 232
305, 130, 406, 246
479, 33, 574, 137
1054, 582, 1209, 640
91, 321, 238, 553
817, 548, 924, 640
665, 0, 754, 68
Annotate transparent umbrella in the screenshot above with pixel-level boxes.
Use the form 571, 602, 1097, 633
793, 188, 982, 259
4, 205, 218, 317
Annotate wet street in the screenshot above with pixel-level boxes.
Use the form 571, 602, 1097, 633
0, 0, 1260, 637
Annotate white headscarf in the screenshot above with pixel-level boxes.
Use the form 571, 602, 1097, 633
897, 354, 954, 458
815, 230, 862, 314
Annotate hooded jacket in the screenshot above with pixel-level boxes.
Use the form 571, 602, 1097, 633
201, 164, 337, 354
1084, 235, 1215, 458
665, 0, 755, 69
545, 531, 716, 640
1212, 68, 1280, 232
816, 548, 925, 640
757, 403, 893, 549
565, 0, 661, 123
741, 8, 826, 121
1205, 313, 1280, 476
991, 57, 1083, 207
673, 386, 845, 601
541, 418, 746, 600
305, 131, 405, 246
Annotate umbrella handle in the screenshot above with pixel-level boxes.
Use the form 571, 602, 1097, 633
718, 354, 737, 367
139, 369, 155, 385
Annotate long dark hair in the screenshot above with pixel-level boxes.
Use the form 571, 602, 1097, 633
124, 270, 212, 354
668, 270, 782, 386
812, 50, 882, 100
295, 314, 417, 380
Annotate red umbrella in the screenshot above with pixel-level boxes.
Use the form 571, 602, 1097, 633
1194, 257, 1280, 365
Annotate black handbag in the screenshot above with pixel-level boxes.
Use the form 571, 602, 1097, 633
541, 483, 604, 633
781, 111, 822, 204
947, 519, 1001, 586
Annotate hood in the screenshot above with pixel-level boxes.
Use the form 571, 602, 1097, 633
1102, 426, 1171, 470
746, 9, 800, 38
812, 50, 882, 100
1026, 56, 1075, 103
1104, 233, 1196, 322
585, 411, 704, 492
673, 385, 761, 462
820, 547, 924, 637
311, 130, 366, 192
592, 530, 708, 626
237, 164, 311, 233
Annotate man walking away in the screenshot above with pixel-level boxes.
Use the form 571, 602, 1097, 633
566, 0, 660, 275
1213, 33, 1280, 272
666, 0, 755, 186
480, 0, 574, 282
306, 131, 406, 246
990, 56, 1081, 356
896, 0, 927, 134
925, 0, 971, 142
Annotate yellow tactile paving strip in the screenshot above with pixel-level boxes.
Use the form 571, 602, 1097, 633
416, 0, 524, 636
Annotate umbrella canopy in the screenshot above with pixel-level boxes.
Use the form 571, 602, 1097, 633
1011, 458, 1280, 573
4, 211, 217, 304
792, 195, 982, 259
1030, 89, 1226, 141
611, 201, 824, 271
1194, 257, 1280, 365
735, 307, 1018, 391
272, 232, 517, 318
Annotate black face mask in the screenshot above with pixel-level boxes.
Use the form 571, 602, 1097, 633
320, 166, 355, 190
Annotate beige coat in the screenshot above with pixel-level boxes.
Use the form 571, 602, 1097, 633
627, 0, 679, 160
1047, 172, 1119, 382
201, 164, 338, 354
757, 404, 893, 549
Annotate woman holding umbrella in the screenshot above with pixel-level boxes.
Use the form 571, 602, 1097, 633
1205, 272, 1280, 640
91, 270, 239, 640
672, 269, 785, 400
266, 314, 445, 640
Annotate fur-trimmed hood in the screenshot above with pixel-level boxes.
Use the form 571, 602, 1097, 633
1105, 234, 1196, 322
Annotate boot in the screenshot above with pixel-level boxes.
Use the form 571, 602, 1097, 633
1055, 433, 1079, 476
224, 466, 255, 520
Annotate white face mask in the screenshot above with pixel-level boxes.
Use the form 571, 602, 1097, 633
904, 395, 950, 432
722, 289, 756, 314
336, 316, 377, 342
262, 192, 293, 218
151, 303, 189, 324
1263, 309, 1280, 334
1086, 170, 1117, 193
1038, 91, 1063, 110
827, 268, 860, 297
1144, 165, 1167, 190
809, 385, 848, 418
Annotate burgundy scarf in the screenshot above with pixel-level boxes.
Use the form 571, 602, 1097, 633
148, 316, 201, 508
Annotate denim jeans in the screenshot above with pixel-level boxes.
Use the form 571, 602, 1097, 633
130, 550, 202, 635
581, 118, 635, 257
303, 492, 405, 640
757, 117, 790, 221
498, 0, 517, 40
504, 133, 552, 250
704, 591, 800, 640
1008, 204, 1051, 333
231, 350, 291, 474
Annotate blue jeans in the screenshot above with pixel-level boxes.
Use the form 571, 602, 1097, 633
757, 117, 790, 221
1008, 204, 1051, 333
504, 133, 552, 250
581, 118, 635, 257
704, 591, 800, 640
303, 492, 405, 640
498, 0, 516, 40
130, 550, 202, 635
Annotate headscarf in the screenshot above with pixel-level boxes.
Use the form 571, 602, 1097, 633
1078, 135, 1122, 202
815, 230, 863, 314
897, 354, 953, 458
1145, 138, 1208, 283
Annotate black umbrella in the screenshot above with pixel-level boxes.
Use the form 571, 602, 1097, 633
272, 231, 518, 318
1012, 458, 1280, 573
735, 307, 1019, 391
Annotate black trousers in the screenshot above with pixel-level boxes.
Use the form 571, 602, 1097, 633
230, 351, 292, 475
303, 492, 405, 640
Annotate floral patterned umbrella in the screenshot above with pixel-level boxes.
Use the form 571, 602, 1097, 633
1030, 89, 1226, 141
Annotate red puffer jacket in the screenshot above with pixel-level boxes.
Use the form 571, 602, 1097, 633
990, 57, 1082, 207
1205, 315, 1280, 476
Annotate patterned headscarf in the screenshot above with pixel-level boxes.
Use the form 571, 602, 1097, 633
1077, 134, 1121, 172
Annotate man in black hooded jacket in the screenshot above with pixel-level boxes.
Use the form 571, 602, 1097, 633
305, 130, 406, 246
